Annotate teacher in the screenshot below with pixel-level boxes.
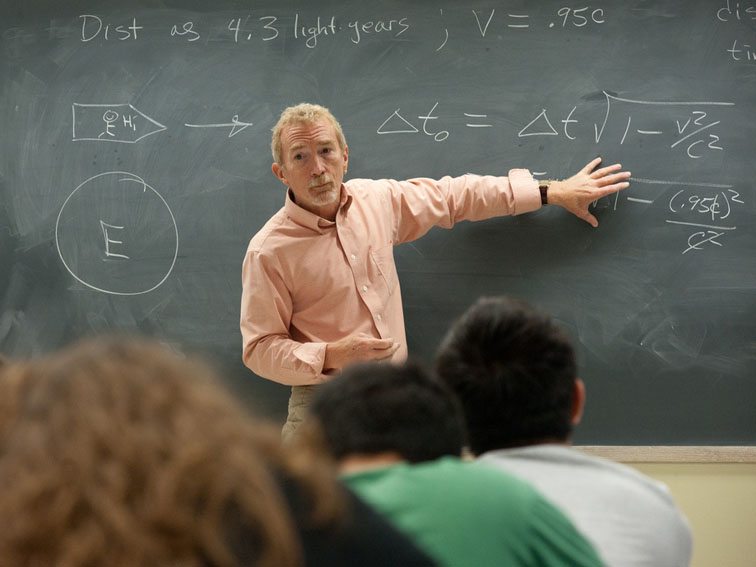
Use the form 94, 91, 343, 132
241, 103, 630, 439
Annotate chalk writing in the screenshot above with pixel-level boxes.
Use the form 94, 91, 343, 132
377, 103, 449, 141
507, 13, 530, 29
464, 113, 493, 128
56, 172, 179, 296
594, 93, 734, 152
293, 14, 336, 48
554, 7, 605, 28
73, 103, 166, 143
347, 17, 409, 44
80, 15, 143, 41
170, 21, 201, 42
70, 7, 613, 50
472, 9, 496, 36
437, 9, 449, 51
227, 16, 280, 42
727, 39, 756, 61
668, 188, 743, 221
716, 0, 756, 21
519, 109, 559, 137
622, 178, 743, 254
371, 92, 733, 161
100, 221, 129, 259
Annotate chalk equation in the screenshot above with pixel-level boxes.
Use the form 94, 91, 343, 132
666, 185, 743, 254
376, 93, 735, 160
72, 103, 253, 142
613, 178, 744, 255
55, 172, 179, 295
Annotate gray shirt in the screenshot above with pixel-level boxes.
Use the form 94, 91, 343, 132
479, 444, 692, 567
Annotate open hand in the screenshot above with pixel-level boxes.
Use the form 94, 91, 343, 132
547, 157, 631, 227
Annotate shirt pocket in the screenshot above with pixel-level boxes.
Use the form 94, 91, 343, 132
370, 243, 399, 296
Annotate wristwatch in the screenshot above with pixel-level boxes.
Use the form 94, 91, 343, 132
538, 179, 555, 205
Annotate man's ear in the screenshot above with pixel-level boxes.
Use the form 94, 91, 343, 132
271, 162, 287, 186
343, 145, 349, 172
571, 378, 586, 426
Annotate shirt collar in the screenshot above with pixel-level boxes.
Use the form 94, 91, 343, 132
283, 184, 353, 233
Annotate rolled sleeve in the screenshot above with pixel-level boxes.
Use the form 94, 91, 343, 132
507, 168, 541, 215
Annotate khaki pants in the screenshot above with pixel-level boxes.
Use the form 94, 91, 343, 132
281, 385, 316, 443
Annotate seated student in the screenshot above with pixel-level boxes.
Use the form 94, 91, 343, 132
0, 338, 434, 567
435, 297, 693, 567
305, 361, 604, 567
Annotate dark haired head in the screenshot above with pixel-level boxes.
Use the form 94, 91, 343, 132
309, 362, 466, 463
435, 297, 578, 455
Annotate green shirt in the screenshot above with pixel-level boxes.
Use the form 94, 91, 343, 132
344, 457, 603, 567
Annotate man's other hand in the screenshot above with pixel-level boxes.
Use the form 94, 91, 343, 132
324, 336, 400, 371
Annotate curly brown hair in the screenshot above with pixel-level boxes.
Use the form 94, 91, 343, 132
0, 337, 342, 567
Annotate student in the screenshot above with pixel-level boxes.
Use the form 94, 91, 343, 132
0, 338, 434, 567
306, 361, 604, 567
240, 102, 631, 439
435, 296, 693, 567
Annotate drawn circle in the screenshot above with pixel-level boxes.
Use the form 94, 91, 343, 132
55, 171, 179, 295
102, 109, 119, 122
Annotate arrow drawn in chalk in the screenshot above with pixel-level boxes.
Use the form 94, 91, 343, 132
184, 115, 254, 138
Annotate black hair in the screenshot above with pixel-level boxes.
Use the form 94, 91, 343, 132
309, 361, 466, 463
435, 296, 577, 454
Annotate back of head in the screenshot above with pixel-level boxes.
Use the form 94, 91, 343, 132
271, 102, 346, 163
309, 362, 466, 463
435, 297, 578, 455
0, 337, 339, 567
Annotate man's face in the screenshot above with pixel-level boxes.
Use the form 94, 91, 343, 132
272, 118, 349, 218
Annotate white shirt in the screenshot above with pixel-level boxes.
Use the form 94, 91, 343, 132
479, 444, 693, 567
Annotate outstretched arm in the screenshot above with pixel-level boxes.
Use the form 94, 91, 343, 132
546, 157, 631, 227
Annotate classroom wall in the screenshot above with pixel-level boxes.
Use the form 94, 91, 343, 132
630, 463, 756, 567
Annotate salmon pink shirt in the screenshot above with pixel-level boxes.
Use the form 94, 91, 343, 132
241, 171, 540, 385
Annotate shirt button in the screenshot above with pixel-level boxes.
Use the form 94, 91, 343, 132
362, 285, 368, 292
351, 254, 357, 261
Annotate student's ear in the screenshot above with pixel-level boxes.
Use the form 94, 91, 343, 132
571, 378, 586, 426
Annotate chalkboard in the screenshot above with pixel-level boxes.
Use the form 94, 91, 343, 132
2, 0, 754, 446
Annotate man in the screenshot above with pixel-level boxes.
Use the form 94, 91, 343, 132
435, 296, 693, 567
305, 361, 604, 567
240, 102, 631, 438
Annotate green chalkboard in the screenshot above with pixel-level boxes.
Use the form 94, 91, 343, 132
2, 0, 755, 444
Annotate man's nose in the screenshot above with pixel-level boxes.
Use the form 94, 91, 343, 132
311, 154, 326, 175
